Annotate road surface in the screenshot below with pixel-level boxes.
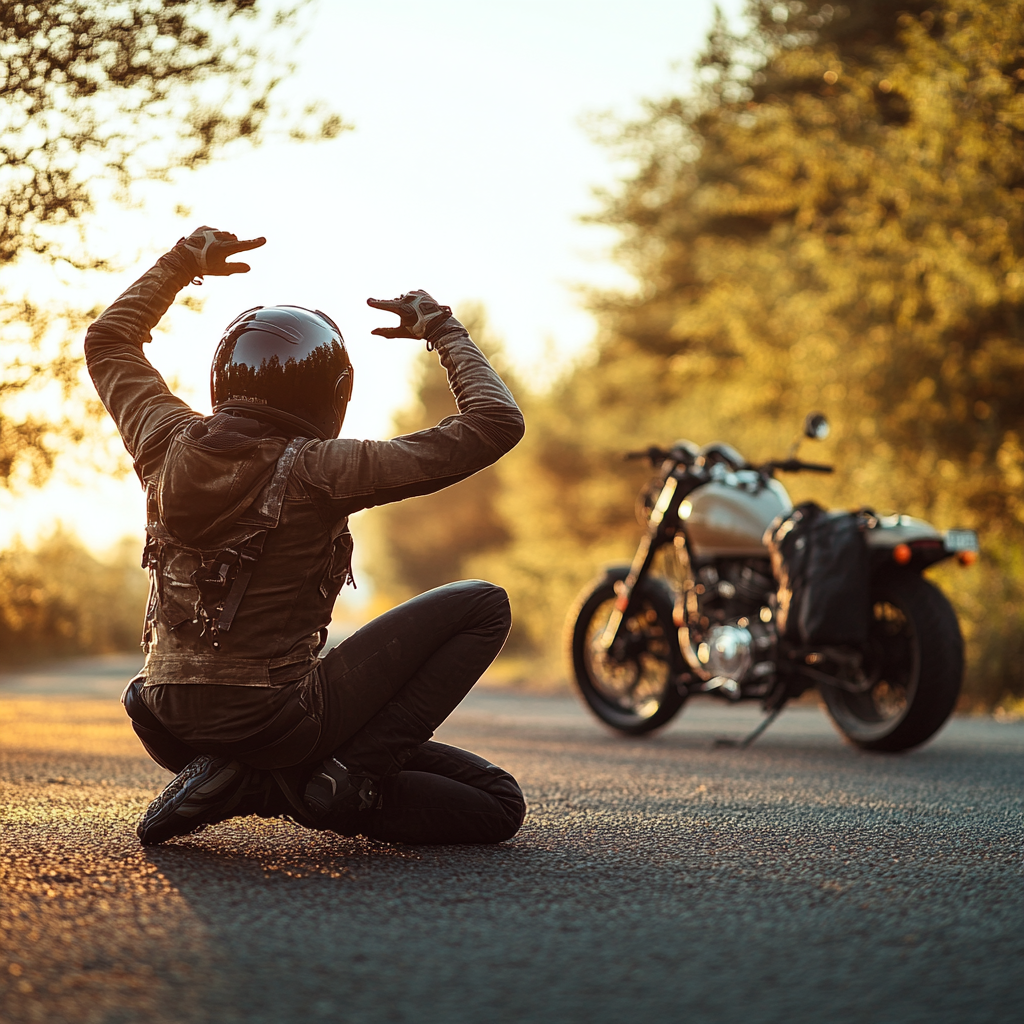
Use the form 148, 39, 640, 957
1, 657, 1022, 1023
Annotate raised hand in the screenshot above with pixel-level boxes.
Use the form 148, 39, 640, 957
177, 226, 266, 277
367, 290, 453, 341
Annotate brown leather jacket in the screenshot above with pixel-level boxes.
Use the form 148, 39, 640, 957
85, 245, 524, 762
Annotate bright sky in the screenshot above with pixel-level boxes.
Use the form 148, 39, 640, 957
1, 0, 745, 554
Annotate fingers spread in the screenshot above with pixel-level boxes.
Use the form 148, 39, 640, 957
222, 262, 252, 275
371, 327, 408, 339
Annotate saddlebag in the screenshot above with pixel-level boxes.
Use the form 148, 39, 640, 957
765, 502, 870, 647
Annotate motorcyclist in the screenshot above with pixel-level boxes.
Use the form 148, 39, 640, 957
85, 226, 527, 846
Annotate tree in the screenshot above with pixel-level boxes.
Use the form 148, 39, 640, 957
587, 0, 1024, 523
0, 527, 148, 664
482, 0, 1024, 705
0, 0, 344, 487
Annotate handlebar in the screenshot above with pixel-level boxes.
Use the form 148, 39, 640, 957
625, 446, 677, 465
625, 448, 833, 475
762, 459, 834, 474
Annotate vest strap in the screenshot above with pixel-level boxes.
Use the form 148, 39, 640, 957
143, 435, 311, 650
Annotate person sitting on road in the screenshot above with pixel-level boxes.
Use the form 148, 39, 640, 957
84, 226, 527, 846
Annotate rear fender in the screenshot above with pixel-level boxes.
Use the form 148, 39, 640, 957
864, 515, 978, 572
864, 514, 940, 547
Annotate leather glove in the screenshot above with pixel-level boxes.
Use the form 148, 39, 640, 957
176, 226, 266, 279
367, 290, 453, 343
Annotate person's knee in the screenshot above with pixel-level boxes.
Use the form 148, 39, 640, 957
461, 579, 511, 631
448, 579, 507, 605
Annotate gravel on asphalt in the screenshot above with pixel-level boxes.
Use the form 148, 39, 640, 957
1, 689, 1022, 1024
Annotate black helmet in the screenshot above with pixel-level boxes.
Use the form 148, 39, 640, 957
211, 305, 353, 439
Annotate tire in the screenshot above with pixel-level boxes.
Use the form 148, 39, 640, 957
820, 570, 963, 752
567, 568, 685, 736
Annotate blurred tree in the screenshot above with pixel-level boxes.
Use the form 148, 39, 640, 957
0, 0, 345, 488
0, 299, 91, 484
0, 528, 148, 663
367, 303, 519, 604
483, 0, 1024, 706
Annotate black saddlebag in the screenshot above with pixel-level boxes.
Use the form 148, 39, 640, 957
765, 502, 870, 647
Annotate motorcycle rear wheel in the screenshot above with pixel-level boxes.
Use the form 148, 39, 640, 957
820, 570, 963, 752
567, 569, 685, 736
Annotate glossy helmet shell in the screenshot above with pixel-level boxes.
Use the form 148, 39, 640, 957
211, 305, 352, 439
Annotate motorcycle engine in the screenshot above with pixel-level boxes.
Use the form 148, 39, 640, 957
680, 558, 776, 696
697, 624, 753, 680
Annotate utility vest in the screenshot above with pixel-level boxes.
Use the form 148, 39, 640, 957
142, 436, 313, 654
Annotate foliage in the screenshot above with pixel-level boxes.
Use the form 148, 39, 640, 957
0, 528, 148, 664
0, 299, 95, 485
0, 0, 341, 268
472, 0, 1024, 707
586, 0, 1024, 523
0, 0, 344, 489
932, 545, 1024, 710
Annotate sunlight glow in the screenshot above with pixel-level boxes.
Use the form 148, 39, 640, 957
2, 0, 745, 553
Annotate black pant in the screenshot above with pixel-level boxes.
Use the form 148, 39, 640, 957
126, 581, 525, 845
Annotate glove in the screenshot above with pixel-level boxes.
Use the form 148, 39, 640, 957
176, 226, 266, 279
367, 290, 453, 342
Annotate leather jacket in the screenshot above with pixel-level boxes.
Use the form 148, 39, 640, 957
85, 245, 524, 759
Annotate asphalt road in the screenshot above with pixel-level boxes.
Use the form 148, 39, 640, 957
1, 659, 1022, 1024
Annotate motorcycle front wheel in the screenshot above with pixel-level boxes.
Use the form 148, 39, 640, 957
567, 568, 685, 736
820, 570, 963, 752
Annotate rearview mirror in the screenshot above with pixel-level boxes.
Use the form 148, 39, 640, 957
804, 411, 830, 440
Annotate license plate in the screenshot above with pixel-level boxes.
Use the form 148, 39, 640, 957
944, 529, 979, 553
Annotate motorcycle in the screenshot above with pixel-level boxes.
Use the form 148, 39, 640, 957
567, 414, 979, 752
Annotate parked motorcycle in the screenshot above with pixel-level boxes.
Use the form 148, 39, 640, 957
567, 414, 979, 752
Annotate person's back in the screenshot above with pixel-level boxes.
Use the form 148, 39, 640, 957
86, 226, 527, 845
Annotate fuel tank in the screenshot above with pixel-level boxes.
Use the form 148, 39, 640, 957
682, 470, 793, 557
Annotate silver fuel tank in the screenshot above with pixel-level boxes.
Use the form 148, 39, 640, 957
682, 469, 793, 558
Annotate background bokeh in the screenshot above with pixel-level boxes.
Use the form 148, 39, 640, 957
3, 0, 1023, 711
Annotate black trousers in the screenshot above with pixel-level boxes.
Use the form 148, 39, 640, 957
126, 581, 525, 845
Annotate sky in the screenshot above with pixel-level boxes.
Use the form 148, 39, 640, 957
1, 0, 746, 553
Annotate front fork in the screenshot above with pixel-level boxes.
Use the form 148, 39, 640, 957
599, 476, 679, 656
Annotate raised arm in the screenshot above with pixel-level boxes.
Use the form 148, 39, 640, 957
84, 228, 265, 482
296, 290, 526, 512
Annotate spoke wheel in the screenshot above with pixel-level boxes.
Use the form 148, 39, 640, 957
820, 571, 963, 752
567, 569, 684, 735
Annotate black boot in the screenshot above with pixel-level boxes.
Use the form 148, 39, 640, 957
137, 755, 254, 846
232, 769, 314, 824
303, 757, 380, 821
303, 701, 435, 827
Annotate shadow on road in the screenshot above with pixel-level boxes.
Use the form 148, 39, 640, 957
3, 684, 1024, 1023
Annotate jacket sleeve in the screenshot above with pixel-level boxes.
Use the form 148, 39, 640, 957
295, 319, 526, 514
84, 249, 202, 484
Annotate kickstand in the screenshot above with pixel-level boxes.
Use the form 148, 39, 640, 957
714, 703, 786, 749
